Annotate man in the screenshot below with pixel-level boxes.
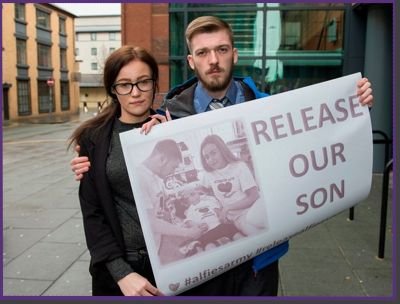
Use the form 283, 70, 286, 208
136, 139, 183, 216
71, 16, 373, 296
135, 139, 204, 265
153, 15, 286, 296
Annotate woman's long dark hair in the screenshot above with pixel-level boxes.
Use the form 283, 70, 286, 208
200, 134, 238, 172
68, 45, 159, 148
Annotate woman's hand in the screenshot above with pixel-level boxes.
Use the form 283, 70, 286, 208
117, 272, 163, 296
213, 207, 223, 222
70, 145, 91, 181
357, 77, 373, 107
218, 207, 231, 223
141, 109, 172, 135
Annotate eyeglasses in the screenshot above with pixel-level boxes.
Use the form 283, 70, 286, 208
112, 79, 154, 95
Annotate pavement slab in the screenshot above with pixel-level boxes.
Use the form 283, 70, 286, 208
3, 242, 86, 281
42, 261, 91, 296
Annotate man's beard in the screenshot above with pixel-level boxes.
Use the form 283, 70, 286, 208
195, 63, 234, 92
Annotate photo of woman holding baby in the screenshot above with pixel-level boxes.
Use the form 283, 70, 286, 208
199, 134, 268, 236
147, 132, 268, 263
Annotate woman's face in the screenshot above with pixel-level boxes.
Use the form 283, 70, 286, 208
202, 143, 227, 170
112, 59, 154, 123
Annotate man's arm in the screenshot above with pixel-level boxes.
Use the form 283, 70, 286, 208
357, 77, 373, 107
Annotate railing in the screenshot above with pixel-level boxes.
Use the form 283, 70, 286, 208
348, 130, 392, 258
378, 158, 393, 259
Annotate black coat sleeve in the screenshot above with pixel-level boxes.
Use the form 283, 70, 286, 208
78, 134, 124, 266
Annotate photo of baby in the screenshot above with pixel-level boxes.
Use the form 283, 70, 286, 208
135, 120, 269, 265
179, 189, 244, 256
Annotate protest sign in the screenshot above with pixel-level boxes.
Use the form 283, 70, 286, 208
120, 72, 373, 295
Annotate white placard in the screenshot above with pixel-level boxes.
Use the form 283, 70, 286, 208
120, 73, 373, 295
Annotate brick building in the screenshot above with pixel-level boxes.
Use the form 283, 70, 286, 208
2, 3, 80, 122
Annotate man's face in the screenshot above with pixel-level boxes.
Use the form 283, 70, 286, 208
159, 157, 181, 179
187, 30, 238, 94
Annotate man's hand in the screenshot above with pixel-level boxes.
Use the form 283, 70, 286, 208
117, 272, 163, 296
357, 77, 373, 107
70, 145, 90, 181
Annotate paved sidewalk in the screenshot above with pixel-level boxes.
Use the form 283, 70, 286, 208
2, 113, 394, 297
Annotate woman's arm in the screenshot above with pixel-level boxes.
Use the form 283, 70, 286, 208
222, 186, 260, 216
78, 139, 123, 265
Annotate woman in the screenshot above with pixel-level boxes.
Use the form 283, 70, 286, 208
68, 46, 199, 296
199, 134, 267, 236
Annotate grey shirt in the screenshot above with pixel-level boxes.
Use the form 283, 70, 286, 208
105, 118, 147, 282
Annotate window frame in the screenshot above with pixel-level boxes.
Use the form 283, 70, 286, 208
36, 9, 51, 29
59, 17, 66, 35
15, 3, 26, 22
60, 48, 67, 70
17, 80, 31, 116
16, 39, 27, 66
37, 43, 52, 68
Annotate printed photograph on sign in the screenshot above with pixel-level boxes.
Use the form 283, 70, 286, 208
131, 119, 269, 266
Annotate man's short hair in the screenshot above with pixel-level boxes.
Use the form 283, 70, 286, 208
185, 16, 234, 52
151, 139, 183, 162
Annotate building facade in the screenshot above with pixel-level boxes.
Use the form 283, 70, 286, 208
122, 3, 169, 105
121, 3, 393, 172
2, 3, 80, 122
75, 15, 121, 109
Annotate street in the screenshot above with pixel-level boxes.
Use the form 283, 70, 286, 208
3, 114, 91, 296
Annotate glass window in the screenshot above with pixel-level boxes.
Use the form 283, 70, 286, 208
37, 44, 52, 67
60, 81, 70, 110
90, 33, 97, 41
280, 3, 345, 8
60, 48, 67, 70
109, 32, 116, 40
91, 48, 97, 56
169, 13, 185, 57
169, 3, 345, 92
109, 47, 115, 53
170, 5, 263, 57
265, 64, 343, 95
75, 48, 79, 56
16, 39, 27, 65
59, 18, 66, 34
279, 9, 344, 51
17, 80, 31, 116
38, 80, 54, 113
15, 4, 26, 22
170, 60, 193, 89
91, 62, 98, 70
36, 9, 50, 29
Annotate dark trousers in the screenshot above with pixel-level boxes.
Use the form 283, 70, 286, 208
180, 260, 279, 296
91, 253, 156, 296
92, 256, 279, 296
